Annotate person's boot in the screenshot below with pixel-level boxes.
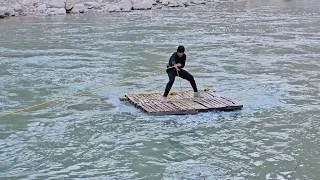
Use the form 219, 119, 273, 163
194, 92, 202, 98
161, 96, 170, 102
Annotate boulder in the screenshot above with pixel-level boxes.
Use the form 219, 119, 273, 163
118, 0, 132, 11
48, 0, 66, 8
72, 3, 85, 13
65, 0, 75, 11
161, 0, 169, 5
84, 2, 101, 9
9, 8, 16, 16
36, 4, 47, 13
0, 6, 10, 17
107, 4, 121, 12
190, 0, 205, 4
152, 0, 157, 5
0, 6, 5, 18
167, 0, 178, 7
176, 0, 187, 6
132, 0, 153, 10
152, 5, 162, 9
22, 0, 38, 7
13, 4, 23, 12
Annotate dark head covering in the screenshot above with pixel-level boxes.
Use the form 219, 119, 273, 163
177, 45, 185, 53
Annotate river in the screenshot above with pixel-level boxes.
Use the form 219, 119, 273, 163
0, 0, 319, 179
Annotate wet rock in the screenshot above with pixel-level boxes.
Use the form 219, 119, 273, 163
152, 5, 162, 9
191, 0, 205, 4
46, 7, 66, 15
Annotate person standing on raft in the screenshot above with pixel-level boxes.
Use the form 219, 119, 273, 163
162, 45, 202, 102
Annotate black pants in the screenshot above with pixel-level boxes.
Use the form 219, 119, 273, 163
163, 68, 198, 97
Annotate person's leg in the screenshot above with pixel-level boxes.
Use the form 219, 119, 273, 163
163, 69, 177, 97
178, 69, 198, 93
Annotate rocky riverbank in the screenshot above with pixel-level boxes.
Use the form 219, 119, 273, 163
0, 0, 241, 18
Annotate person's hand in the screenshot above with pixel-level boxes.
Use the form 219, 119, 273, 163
174, 64, 180, 71
176, 63, 182, 67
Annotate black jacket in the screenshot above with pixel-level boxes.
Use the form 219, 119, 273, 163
167, 52, 186, 69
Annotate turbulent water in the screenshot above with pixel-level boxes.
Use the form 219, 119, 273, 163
1, 0, 320, 179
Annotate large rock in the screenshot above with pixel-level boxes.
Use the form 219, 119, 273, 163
46, 7, 66, 15
152, 5, 162, 9
22, 0, 38, 7
132, 0, 152, 10
36, 4, 47, 13
13, 4, 23, 12
160, 0, 169, 6
152, 0, 157, 5
167, 0, 178, 7
0, 6, 10, 17
176, 0, 188, 6
84, 2, 101, 9
65, 0, 75, 11
9, 8, 16, 16
0, 6, 5, 18
49, 0, 66, 8
118, 0, 132, 11
107, 4, 121, 12
190, 0, 205, 4
72, 3, 85, 13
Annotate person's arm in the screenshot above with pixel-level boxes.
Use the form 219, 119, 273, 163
179, 54, 186, 69
168, 53, 176, 67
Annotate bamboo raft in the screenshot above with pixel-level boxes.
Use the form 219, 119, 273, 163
121, 89, 243, 115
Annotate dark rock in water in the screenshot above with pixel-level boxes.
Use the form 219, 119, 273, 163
66, 7, 73, 13
4, 11, 10, 16
0, 15, 5, 18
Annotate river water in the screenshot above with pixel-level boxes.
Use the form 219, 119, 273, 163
0, 0, 319, 179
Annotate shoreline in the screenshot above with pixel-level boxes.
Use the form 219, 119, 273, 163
0, 0, 242, 19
